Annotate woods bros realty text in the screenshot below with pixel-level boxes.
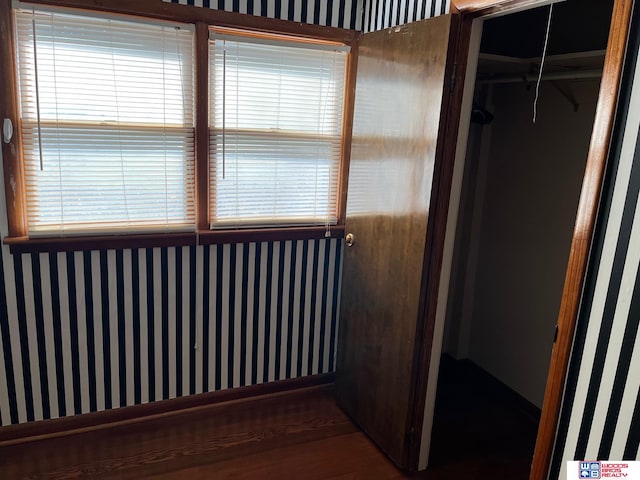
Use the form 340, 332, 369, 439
568, 461, 640, 478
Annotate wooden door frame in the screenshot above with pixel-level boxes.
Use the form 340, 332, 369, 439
409, 0, 634, 478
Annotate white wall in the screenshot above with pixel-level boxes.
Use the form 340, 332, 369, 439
446, 78, 601, 407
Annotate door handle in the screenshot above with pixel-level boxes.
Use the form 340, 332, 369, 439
345, 233, 355, 247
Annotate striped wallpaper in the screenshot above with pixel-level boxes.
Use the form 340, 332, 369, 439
162, 0, 451, 33
0, 239, 343, 425
362, 0, 450, 33
550, 3, 640, 477
164, 0, 365, 30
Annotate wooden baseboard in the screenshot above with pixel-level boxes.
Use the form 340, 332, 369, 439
0, 373, 334, 447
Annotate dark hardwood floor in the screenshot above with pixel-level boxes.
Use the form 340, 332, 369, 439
0, 360, 539, 479
427, 355, 540, 479
0, 386, 406, 479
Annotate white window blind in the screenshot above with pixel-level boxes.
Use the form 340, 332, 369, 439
15, 8, 195, 237
209, 33, 347, 229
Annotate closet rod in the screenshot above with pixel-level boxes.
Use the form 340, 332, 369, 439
478, 68, 602, 85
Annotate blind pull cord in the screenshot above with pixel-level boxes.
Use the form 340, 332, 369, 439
31, 12, 44, 171
109, 22, 131, 225
533, 3, 553, 124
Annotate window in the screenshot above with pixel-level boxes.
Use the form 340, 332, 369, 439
2, 3, 356, 250
15, 8, 195, 237
208, 31, 348, 229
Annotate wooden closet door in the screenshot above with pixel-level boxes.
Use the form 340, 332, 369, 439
336, 14, 456, 470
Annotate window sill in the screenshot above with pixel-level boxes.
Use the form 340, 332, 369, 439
3, 225, 346, 254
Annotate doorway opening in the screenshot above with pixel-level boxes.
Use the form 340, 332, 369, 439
429, 0, 614, 475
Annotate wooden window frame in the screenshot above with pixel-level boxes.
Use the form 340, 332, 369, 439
206, 27, 350, 230
0, 0, 358, 253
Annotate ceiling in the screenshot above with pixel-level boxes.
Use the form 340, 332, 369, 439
480, 0, 614, 58
476, 0, 613, 82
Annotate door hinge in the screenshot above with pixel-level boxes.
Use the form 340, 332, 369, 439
553, 324, 559, 343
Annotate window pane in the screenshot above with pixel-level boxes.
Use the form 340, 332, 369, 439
212, 42, 343, 133
22, 124, 194, 233
209, 34, 347, 228
15, 9, 196, 236
211, 132, 339, 226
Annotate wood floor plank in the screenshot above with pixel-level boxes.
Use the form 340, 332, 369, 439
146, 433, 407, 480
0, 387, 357, 479
0, 361, 538, 479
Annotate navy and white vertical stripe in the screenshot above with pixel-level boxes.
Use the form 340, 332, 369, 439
162, 0, 451, 33
551, 4, 640, 478
164, 0, 365, 31
0, 240, 343, 425
362, 0, 449, 33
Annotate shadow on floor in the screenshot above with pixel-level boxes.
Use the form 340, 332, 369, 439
421, 355, 540, 479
